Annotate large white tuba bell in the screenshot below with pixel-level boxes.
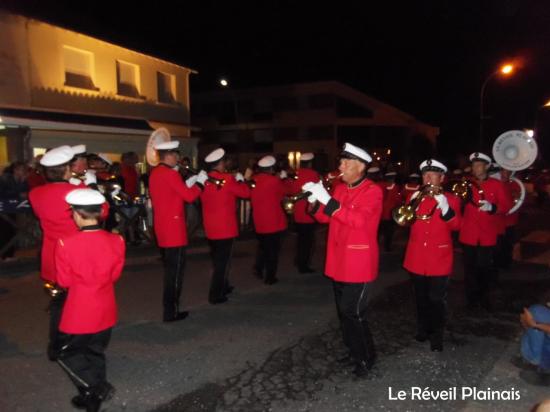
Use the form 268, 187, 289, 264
146, 128, 172, 166
492, 130, 537, 171
492, 130, 538, 215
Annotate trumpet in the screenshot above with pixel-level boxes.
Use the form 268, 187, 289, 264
451, 179, 485, 206
43, 281, 66, 298
392, 184, 443, 226
282, 191, 312, 214
183, 165, 226, 189
323, 172, 343, 190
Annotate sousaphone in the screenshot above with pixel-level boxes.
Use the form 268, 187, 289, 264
146, 128, 171, 166
492, 130, 538, 215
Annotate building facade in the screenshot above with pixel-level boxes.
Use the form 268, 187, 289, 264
0, 11, 197, 167
193, 81, 439, 172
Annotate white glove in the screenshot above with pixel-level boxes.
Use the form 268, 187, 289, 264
305, 181, 331, 205
279, 170, 288, 179
69, 177, 81, 186
479, 199, 494, 212
197, 170, 209, 185
434, 194, 449, 215
235, 172, 244, 182
111, 186, 121, 198
301, 182, 318, 204
185, 175, 198, 188
84, 170, 97, 186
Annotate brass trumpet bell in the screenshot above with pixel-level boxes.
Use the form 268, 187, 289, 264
392, 184, 442, 227
43, 281, 65, 298
451, 180, 470, 201
282, 191, 311, 214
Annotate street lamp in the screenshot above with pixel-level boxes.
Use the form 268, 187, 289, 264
219, 78, 229, 87
480, 62, 515, 148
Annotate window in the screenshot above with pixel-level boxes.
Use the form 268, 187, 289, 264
157, 71, 176, 104
63, 46, 98, 90
308, 94, 335, 109
116, 60, 141, 98
272, 96, 299, 112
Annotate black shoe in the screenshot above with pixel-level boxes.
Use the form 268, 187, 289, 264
519, 370, 550, 386
414, 333, 429, 343
224, 285, 235, 295
71, 395, 87, 409
336, 355, 355, 366
430, 341, 443, 352
84, 394, 102, 412
163, 311, 189, 322
511, 356, 537, 371
209, 296, 228, 305
352, 360, 374, 378
298, 267, 315, 274
94, 381, 115, 401
47, 344, 59, 362
264, 278, 279, 285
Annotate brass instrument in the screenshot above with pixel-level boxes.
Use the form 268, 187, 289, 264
71, 171, 86, 181
392, 184, 443, 226
183, 165, 226, 189
282, 191, 312, 214
43, 281, 66, 298
323, 172, 343, 190
451, 179, 485, 206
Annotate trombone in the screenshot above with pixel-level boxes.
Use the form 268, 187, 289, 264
392, 184, 443, 226
282, 191, 312, 214
182, 165, 226, 189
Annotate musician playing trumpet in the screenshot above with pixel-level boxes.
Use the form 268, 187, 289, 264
459, 152, 512, 312
402, 159, 461, 352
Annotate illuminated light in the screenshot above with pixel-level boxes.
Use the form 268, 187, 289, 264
0, 117, 3, 122
373, 152, 377, 156
525, 129, 534, 138
387, 149, 391, 155
376, 156, 381, 161
219, 78, 229, 87
0, 125, 5, 130
500, 64, 514, 75
544, 100, 550, 107
397, 162, 402, 166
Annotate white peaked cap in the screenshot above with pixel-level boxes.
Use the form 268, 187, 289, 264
419, 159, 448, 173
97, 153, 113, 165
205, 148, 225, 163
453, 169, 463, 175
154, 141, 180, 151
385, 171, 397, 176
258, 155, 276, 168
66, 188, 106, 206
300, 152, 314, 161
71, 145, 87, 155
342, 142, 372, 163
367, 167, 380, 173
40, 146, 74, 167
469, 152, 492, 163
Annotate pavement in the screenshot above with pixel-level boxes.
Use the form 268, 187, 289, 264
1, 215, 550, 411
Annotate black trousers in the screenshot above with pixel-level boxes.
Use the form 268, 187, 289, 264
0, 213, 16, 259
295, 223, 316, 270
208, 238, 234, 301
462, 244, 494, 307
254, 231, 282, 281
57, 328, 112, 395
162, 246, 186, 319
380, 219, 395, 252
48, 291, 67, 360
410, 273, 449, 344
495, 226, 516, 270
332, 281, 376, 364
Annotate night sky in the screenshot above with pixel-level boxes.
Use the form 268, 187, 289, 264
4, 0, 550, 155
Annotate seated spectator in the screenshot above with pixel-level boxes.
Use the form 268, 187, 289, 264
519, 304, 550, 386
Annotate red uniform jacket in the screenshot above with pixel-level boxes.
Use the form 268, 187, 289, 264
27, 170, 46, 189
200, 171, 251, 239
289, 167, 320, 224
55, 229, 125, 334
381, 182, 402, 221
402, 184, 420, 202
403, 192, 462, 276
313, 178, 383, 283
121, 164, 139, 198
29, 182, 80, 282
250, 173, 292, 234
459, 177, 513, 246
504, 179, 521, 227
149, 164, 201, 248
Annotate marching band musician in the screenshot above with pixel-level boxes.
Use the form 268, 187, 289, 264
250, 155, 292, 285
54, 189, 124, 412
459, 152, 512, 311
497, 167, 522, 270
148, 140, 207, 322
69, 145, 97, 187
288, 152, 320, 273
380, 171, 401, 252
403, 159, 461, 352
28, 146, 91, 361
200, 148, 251, 304
304, 142, 382, 378
403, 173, 421, 201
